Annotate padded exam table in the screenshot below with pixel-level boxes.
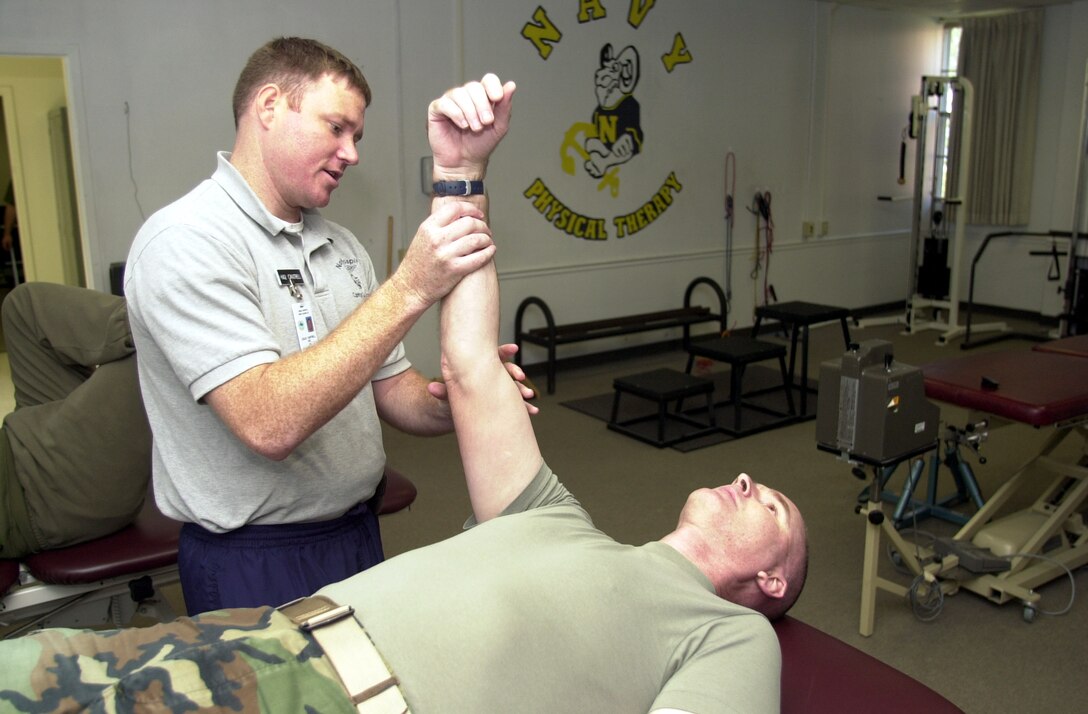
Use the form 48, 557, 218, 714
0, 485, 181, 637
1, 468, 418, 638
858, 338, 1088, 635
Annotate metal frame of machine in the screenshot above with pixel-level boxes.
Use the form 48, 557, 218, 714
863, 75, 1008, 344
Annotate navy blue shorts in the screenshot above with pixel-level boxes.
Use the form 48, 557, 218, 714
178, 502, 383, 614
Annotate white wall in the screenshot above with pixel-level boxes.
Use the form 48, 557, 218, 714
0, 0, 1082, 376
435, 0, 941, 371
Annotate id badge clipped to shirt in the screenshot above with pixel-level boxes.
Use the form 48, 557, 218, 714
278, 268, 317, 351
293, 302, 318, 350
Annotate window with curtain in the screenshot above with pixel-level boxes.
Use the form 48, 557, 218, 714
956, 9, 1043, 226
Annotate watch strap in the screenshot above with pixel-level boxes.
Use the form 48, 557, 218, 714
432, 179, 484, 196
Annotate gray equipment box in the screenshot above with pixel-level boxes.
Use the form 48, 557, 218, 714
815, 340, 939, 465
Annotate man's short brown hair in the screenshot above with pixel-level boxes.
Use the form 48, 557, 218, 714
232, 37, 372, 127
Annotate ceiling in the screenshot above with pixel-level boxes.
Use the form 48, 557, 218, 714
822, 0, 1068, 19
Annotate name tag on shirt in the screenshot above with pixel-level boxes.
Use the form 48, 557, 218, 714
278, 269, 305, 300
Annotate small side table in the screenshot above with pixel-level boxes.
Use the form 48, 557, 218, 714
685, 336, 795, 435
753, 301, 852, 416
608, 368, 718, 448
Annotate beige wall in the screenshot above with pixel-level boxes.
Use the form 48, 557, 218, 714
0, 56, 74, 285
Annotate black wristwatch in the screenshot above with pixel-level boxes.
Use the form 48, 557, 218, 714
432, 180, 485, 196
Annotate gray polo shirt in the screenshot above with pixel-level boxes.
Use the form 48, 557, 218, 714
125, 152, 409, 532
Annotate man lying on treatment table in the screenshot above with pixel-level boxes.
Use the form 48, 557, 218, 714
0, 72, 807, 714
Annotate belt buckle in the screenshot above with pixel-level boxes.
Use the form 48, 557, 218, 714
278, 595, 356, 631
299, 604, 355, 631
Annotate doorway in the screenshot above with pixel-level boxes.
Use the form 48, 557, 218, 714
0, 55, 87, 355
1, 98, 25, 291
0, 56, 85, 288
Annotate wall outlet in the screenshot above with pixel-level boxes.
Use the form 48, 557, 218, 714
820, 221, 829, 236
802, 221, 815, 238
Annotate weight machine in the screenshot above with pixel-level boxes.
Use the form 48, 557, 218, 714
869, 75, 1006, 344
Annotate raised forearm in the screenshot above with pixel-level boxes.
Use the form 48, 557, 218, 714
439, 235, 541, 522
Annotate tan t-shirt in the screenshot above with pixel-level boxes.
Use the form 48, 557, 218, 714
320, 462, 781, 713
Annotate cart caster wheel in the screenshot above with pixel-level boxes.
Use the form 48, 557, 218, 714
886, 541, 914, 575
887, 547, 910, 575
1022, 604, 1037, 624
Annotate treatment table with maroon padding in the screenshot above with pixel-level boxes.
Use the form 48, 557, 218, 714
773, 615, 962, 712
1, 467, 418, 637
857, 339, 1088, 635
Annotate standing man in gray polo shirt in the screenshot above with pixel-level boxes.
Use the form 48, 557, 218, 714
125, 37, 523, 613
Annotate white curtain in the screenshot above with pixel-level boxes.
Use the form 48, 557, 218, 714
957, 9, 1043, 226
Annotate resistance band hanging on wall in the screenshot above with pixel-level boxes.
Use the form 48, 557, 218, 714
899, 124, 909, 185
748, 190, 775, 313
723, 152, 736, 327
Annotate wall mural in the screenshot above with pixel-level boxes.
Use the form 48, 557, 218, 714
520, 1, 691, 241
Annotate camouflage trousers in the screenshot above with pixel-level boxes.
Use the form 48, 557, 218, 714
0, 607, 355, 713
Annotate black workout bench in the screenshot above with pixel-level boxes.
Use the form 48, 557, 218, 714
514, 277, 727, 394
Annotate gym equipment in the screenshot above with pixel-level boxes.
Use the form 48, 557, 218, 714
863, 76, 1007, 345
